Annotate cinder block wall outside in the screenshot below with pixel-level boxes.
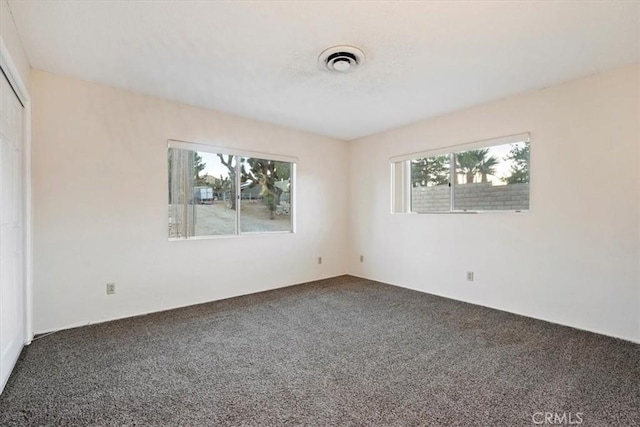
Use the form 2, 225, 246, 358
412, 183, 529, 212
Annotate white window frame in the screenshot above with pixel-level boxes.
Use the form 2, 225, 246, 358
390, 132, 531, 214
168, 139, 297, 239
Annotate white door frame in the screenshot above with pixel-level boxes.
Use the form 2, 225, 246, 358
0, 36, 32, 345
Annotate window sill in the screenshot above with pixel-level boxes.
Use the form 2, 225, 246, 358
168, 230, 295, 241
392, 210, 529, 215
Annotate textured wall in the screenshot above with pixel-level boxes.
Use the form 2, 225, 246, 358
349, 65, 639, 343
32, 70, 349, 333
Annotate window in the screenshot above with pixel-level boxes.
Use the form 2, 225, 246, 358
168, 140, 295, 239
391, 133, 530, 213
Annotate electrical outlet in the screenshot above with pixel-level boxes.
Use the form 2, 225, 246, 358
360, 255, 364, 263
106, 282, 116, 295
318, 257, 322, 265
466, 272, 474, 282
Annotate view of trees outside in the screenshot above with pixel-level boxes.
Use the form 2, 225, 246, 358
410, 141, 530, 187
411, 155, 449, 187
455, 148, 499, 184
193, 153, 208, 186
241, 157, 290, 218
501, 142, 530, 184
217, 154, 237, 210
168, 148, 292, 238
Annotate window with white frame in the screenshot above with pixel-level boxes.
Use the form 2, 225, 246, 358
168, 140, 295, 239
391, 133, 530, 213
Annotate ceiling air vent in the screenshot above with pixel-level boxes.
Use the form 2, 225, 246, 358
318, 45, 365, 73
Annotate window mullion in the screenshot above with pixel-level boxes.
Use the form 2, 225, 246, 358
182, 152, 190, 238
450, 153, 455, 212
235, 158, 241, 234
404, 160, 411, 213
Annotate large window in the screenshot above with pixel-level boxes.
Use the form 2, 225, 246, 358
391, 133, 530, 213
168, 141, 295, 239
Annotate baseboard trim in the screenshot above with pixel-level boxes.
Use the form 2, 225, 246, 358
348, 273, 640, 345
32, 273, 349, 338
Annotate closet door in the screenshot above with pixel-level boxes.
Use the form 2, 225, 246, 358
0, 71, 24, 392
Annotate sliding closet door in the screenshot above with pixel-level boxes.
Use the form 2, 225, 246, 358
0, 71, 25, 392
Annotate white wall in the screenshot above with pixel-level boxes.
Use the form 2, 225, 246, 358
31, 64, 640, 342
348, 65, 640, 343
1, 0, 30, 91
31, 70, 349, 333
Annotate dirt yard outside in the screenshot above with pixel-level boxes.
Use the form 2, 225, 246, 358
169, 200, 291, 236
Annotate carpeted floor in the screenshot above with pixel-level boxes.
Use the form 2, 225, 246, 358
0, 276, 638, 426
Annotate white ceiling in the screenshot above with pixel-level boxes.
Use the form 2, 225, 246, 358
7, 1, 640, 140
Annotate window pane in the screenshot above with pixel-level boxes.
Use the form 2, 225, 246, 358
168, 147, 194, 238
169, 142, 296, 238
169, 149, 237, 238
410, 154, 451, 213
239, 157, 292, 233
192, 153, 237, 236
453, 141, 530, 211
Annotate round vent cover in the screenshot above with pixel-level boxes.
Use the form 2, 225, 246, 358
318, 45, 365, 73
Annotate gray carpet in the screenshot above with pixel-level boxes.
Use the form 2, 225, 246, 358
0, 276, 638, 426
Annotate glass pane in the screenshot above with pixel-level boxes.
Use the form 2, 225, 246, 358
192, 152, 237, 236
168, 147, 193, 238
239, 157, 292, 233
169, 149, 238, 238
410, 154, 451, 213
453, 141, 530, 211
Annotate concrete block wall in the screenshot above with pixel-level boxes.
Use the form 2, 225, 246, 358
412, 185, 450, 212
412, 183, 529, 212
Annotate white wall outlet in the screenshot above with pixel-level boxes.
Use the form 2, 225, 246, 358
360, 255, 364, 262
106, 282, 116, 295
318, 257, 322, 265
466, 272, 474, 282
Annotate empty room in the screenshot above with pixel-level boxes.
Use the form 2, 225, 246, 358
0, 1, 639, 426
